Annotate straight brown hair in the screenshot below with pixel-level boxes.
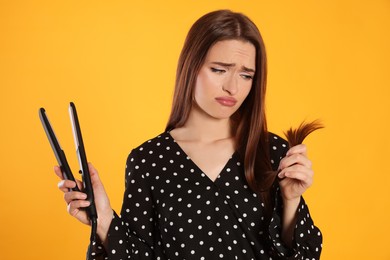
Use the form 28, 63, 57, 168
166, 10, 276, 210
284, 120, 324, 147
166, 10, 325, 214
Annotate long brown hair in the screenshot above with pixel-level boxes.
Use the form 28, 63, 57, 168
166, 10, 274, 207
166, 10, 320, 214
284, 120, 324, 147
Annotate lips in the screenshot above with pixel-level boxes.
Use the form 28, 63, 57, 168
215, 97, 237, 107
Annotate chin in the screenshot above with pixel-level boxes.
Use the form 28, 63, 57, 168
196, 103, 238, 120
209, 111, 236, 120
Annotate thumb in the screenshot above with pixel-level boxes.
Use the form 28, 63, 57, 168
87, 162, 112, 211
87, 162, 102, 187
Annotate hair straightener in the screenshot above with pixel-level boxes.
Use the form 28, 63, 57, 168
39, 102, 98, 247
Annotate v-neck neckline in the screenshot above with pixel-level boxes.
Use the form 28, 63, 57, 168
165, 131, 237, 184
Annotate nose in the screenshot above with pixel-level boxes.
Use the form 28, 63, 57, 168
222, 74, 238, 95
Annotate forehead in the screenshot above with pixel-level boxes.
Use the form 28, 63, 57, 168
205, 40, 256, 68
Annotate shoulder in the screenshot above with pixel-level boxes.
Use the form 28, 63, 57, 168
133, 131, 171, 152
268, 132, 289, 170
268, 132, 289, 152
127, 131, 172, 161
124, 132, 173, 182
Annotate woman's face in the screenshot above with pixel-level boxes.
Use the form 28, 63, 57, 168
194, 39, 256, 120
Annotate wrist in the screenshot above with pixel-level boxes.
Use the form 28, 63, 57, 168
283, 197, 301, 209
97, 209, 113, 244
281, 197, 300, 247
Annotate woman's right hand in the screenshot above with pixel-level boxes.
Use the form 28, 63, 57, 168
55, 162, 114, 243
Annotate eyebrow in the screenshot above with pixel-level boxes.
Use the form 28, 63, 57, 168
210, 61, 255, 73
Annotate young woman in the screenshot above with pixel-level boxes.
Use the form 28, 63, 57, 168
56, 10, 322, 259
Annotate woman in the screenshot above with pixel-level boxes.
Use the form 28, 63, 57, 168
56, 10, 322, 259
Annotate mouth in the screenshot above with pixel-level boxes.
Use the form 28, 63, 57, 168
215, 97, 237, 107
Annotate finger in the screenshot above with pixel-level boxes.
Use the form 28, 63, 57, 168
67, 200, 90, 216
279, 153, 312, 170
88, 162, 104, 190
64, 191, 88, 205
88, 162, 100, 183
88, 162, 98, 175
54, 166, 64, 180
278, 163, 313, 177
286, 144, 307, 157
58, 179, 77, 193
75, 178, 84, 191
279, 166, 313, 185
285, 171, 313, 187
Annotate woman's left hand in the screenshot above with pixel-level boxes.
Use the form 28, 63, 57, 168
277, 144, 313, 201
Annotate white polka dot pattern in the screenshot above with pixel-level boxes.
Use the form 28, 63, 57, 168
89, 132, 322, 259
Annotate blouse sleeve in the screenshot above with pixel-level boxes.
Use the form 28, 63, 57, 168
267, 133, 323, 259
88, 149, 158, 259
268, 188, 323, 259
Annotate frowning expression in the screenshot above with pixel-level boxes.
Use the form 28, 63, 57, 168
194, 40, 256, 120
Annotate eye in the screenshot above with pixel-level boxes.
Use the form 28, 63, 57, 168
240, 74, 253, 80
210, 67, 226, 74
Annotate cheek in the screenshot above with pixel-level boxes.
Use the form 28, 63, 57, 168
241, 83, 252, 100
194, 71, 217, 98
234, 84, 252, 109
194, 77, 204, 101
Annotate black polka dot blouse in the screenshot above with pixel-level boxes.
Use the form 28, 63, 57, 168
90, 132, 322, 259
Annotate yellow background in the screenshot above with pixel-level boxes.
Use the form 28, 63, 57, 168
1, 0, 389, 259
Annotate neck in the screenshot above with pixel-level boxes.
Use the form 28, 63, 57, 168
177, 106, 232, 142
